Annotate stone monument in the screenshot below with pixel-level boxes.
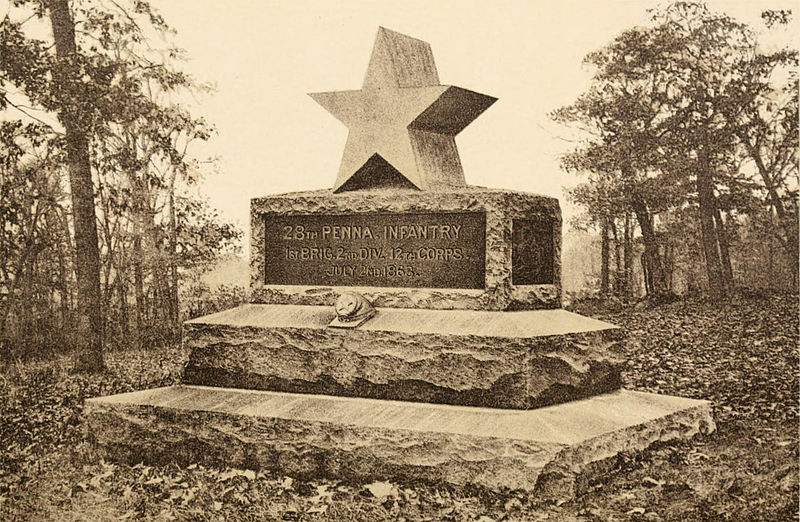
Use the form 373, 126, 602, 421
86, 27, 714, 500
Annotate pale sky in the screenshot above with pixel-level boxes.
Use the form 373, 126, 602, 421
9, 0, 796, 249
150, 0, 796, 247
157, 0, 654, 235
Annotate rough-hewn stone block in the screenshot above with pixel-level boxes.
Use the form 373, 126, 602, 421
183, 304, 624, 409
250, 187, 562, 311
84, 386, 715, 500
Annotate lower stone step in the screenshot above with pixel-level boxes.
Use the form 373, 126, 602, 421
85, 385, 714, 501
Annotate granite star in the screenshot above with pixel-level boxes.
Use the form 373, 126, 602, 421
310, 27, 497, 193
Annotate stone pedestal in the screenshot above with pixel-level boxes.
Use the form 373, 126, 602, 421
183, 304, 624, 409
85, 386, 714, 501
250, 187, 562, 311
82, 26, 714, 501
87, 299, 715, 500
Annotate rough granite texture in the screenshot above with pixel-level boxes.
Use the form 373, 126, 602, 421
84, 386, 715, 500
183, 306, 624, 410
250, 187, 561, 311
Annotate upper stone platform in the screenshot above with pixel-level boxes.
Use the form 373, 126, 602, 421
250, 186, 561, 311
183, 304, 622, 409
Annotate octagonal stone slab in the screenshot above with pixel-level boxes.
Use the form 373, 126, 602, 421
85, 386, 715, 501
183, 304, 625, 409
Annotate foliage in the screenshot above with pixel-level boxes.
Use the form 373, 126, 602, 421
0, 121, 74, 358
181, 282, 247, 321
553, 1, 798, 299
0, 0, 242, 362
1, 295, 797, 520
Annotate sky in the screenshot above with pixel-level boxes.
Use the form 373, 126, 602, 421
8, 0, 796, 249
154, 0, 654, 235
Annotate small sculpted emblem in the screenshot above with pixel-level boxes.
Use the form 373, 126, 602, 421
329, 291, 376, 328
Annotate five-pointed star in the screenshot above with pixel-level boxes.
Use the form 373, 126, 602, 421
310, 27, 496, 192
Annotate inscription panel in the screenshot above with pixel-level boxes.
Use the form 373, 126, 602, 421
512, 218, 555, 285
264, 212, 486, 289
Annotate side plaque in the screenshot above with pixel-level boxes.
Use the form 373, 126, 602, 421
264, 212, 486, 289
512, 218, 555, 285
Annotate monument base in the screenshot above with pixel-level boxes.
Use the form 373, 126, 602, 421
85, 385, 714, 501
183, 304, 625, 410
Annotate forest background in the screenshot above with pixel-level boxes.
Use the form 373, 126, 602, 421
1, 0, 797, 366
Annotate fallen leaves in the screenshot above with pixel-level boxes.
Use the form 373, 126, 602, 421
364, 480, 399, 500
0, 294, 797, 520
214, 468, 256, 483
641, 476, 665, 488
593, 294, 799, 426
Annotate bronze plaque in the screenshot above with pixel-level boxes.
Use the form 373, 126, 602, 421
264, 212, 485, 289
512, 218, 555, 285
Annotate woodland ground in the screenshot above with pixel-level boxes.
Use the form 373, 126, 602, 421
1, 294, 798, 521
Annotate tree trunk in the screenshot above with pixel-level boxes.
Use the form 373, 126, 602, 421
629, 195, 668, 296
610, 219, 622, 296
714, 207, 734, 285
56, 205, 74, 317
167, 179, 180, 330
57, 228, 69, 332
118, 274, 130, 343
125, 132, 147, 342
664, 242, 674, 292
641, 252, 653, 296
98, 182, 115, 332
133, 215, 145, 341
623, 212, 633, 299
144, 208, 163, 332
696, 152, 727, 298
45, 208, 70, 336
740, 134, 799, 291
47, 0, 104, 371
600, 216, 610, 296
768, 228, 775, 289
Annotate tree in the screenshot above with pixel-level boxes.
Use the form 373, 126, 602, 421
553, 93, 680, 298
3, 0, 144, 368
46, 0, 105, 370
1, 119, 79, 354
647, 2, 798, 294
723, 10, 798, 288
2, 0, 238, 362
565, 173, 631, 297
553, 1, 798, 298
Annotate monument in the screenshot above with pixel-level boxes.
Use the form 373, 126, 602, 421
85, 28, 714, 500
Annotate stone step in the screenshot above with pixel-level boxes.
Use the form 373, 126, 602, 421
85, 385, 714, 500
183, 304, 625, 409
184, 303, 617, 338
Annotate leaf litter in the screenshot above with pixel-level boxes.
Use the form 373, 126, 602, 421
1, 294, 797, 520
